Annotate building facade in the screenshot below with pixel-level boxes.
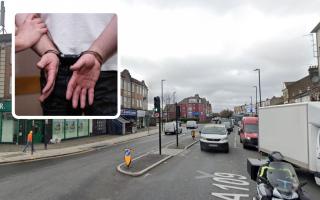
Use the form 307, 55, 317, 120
0, 33, 15, 143
121, 69, 148, 130
282, 69, 320, 103
311, 22, 320, 68
178, 94, 212, 122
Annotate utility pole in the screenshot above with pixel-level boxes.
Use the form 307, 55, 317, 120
0, 1, 6, 34
254, 68, 262, 107
253, 86, 258, 115
161, 80, 165, 132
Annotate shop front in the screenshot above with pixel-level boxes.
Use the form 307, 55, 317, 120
52, 119, 90, 141
137, 110, 146, 129
121, 108, 137, 133
0, 101, 16, 144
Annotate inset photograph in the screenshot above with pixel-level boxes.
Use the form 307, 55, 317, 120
14, 13, 118, 117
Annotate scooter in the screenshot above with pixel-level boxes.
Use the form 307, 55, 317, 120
248, 151, 310, 200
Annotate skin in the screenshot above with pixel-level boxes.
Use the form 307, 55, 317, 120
15, 14, 48, 52
17, 14, 117, 109
67, 15, 118, 109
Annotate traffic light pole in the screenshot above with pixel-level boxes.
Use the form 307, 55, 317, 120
158, 112, 162, 155
176, 103, 178, 147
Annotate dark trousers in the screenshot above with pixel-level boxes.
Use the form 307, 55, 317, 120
40, 58, 117, 116
22, 141, 31, 152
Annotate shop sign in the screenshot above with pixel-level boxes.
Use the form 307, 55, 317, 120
121, 109, 137, 116
137, 110, 146, 117
0, 101, 11, 112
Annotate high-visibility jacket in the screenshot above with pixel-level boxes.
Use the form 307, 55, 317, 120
27, 132, 33, 142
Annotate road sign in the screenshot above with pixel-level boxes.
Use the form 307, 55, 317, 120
155, 113, 159, 118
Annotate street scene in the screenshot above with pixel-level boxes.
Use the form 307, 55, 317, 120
0, 125, 320, 200
1, 0, 320, 200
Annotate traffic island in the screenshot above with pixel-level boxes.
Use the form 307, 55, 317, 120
117, 153, 172, 177
117, 138, 199, 177
167, 137, 198, 150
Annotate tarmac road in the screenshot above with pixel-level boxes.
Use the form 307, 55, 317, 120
0, 124, 319, 200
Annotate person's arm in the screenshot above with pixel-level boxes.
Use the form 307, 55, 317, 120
67, 15, 118, 109
87, 14, 117, 62
16, 14, 60, 102
15, 14, 48, 52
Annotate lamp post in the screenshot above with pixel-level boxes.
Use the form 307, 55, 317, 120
253, 86, 258, 115
254, 68, 262, 107
161, 79, 165, 132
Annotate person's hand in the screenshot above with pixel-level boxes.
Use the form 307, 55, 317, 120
15, 14, 47, 51
66, 54, 101, 109
36, 53, 59, 102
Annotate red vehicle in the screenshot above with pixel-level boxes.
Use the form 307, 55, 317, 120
239, 117, 258, 148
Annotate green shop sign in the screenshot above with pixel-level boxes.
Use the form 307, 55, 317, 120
0, 101, 11, 112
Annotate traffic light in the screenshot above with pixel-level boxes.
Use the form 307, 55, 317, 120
176, 104, 180, 118
154, 96, 160, 113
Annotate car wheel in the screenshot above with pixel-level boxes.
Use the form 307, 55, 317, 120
225, 147, 229, 153
240, 137, 242, 143
243, 143, 246, 149
200, 143, 205, 151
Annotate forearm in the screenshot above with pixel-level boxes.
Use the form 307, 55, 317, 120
32, 35, 58, 56
89, 15, 117, 62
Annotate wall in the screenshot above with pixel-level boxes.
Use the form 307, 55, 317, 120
15, 49, 42, 115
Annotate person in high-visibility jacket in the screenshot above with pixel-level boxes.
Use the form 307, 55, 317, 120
22, 131, 33, 152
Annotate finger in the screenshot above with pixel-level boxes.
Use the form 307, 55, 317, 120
70, 58, 85, 71
32, 18, 42, 24
37, 22, 46, 29
42, 68, 55, 94
88, 87, 94, 105
80, 88, 87, 109
72, 86, 81, 109
39, 27, 48, 34
66, 74, 77, 100
26, 14, 37, 20
36, 56, 49, 69
39, 81, 55, 102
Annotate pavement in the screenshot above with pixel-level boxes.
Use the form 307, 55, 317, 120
0, 126, 158, 165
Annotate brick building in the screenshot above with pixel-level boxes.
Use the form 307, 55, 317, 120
282, 67, 320, 103
120, 69, 148, 129
177, 94, 212, 122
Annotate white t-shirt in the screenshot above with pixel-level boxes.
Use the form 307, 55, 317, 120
41, 13, 117, 71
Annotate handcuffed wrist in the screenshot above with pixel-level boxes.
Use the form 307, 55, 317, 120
42, 49, 60, 57
80, 50, 103, 65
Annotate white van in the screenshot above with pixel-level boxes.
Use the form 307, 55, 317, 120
186, 120, 198, 129
164, 122, 182, 135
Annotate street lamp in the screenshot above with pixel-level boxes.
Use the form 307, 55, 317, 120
254, 68, 262, 107
253, 86, 258, 115
161, 79, 165, 132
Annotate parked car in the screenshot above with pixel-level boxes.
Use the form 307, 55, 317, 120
164, 122, 182, 135
186, 120, 198, 129
200, 124, 229, 152
239, 116, 258, 148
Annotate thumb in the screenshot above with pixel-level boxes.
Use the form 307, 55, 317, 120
36, 56, 49, 69
70, 58, 85, 71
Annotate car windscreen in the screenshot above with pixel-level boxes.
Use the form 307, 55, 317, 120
244, 124, 258, 133
202, 127, 226, 135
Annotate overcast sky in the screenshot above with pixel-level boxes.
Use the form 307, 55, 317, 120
6, 0, 320, 112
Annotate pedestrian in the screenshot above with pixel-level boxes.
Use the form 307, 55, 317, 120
22, 130, 33, 153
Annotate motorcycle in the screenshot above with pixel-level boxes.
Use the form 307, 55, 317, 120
248, 151, 310, 200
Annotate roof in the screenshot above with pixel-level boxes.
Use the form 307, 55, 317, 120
311, 22, 320, 33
